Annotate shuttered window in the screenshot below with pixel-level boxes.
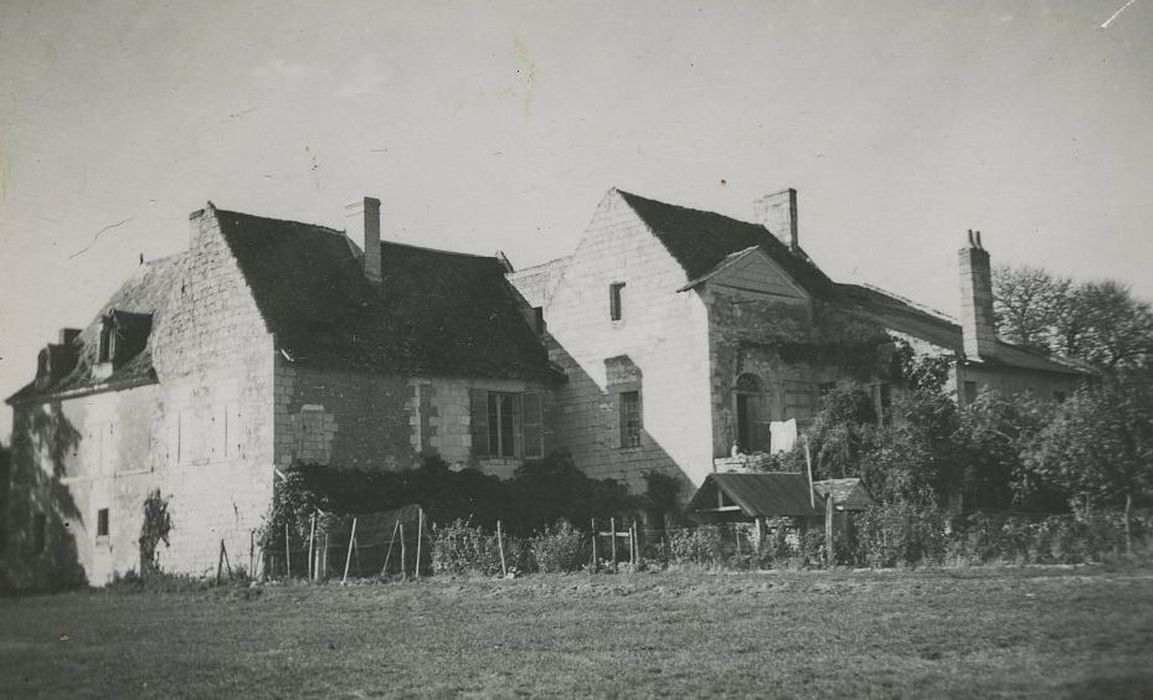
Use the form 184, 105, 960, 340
470, 389, 544, 458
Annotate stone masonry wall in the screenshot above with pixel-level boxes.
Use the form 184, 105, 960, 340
274, 365, 555, 481
539, 190, 712, 496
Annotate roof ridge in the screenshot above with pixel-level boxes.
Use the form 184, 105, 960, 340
379, 239, 499, 261
854, 282, 957, 324
214, 208, 343, 236
616, 188, 762, 227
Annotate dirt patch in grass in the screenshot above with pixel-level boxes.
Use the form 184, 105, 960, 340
2, 567, 1151, 698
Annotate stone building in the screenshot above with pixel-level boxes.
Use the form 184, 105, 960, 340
3, 199, 556, 587
507, 188, 1086, 494
3, 186, 1085, 586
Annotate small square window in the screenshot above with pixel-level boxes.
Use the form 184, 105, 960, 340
609, 282, 626, 321
96, 508, 109, 538
1054, 390, 1067, 403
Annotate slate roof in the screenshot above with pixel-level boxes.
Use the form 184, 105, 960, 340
616, 190, 1086, 377
7, 254, 184, 403
689, 472, 821, 520
617, 190, 837, 299
214, 209, 553, 380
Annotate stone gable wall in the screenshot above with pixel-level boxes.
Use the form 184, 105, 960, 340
3, 207, 277, 587
537, 191, 711, 495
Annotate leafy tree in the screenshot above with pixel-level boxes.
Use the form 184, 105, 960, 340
992, 265, 1069, 353
956, 389, 1057, 511
1023, 373, 1153, 552
803, 383, 878, 481
994, 265, 1153, 371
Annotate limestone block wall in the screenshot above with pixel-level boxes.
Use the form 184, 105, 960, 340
273, 364, 556, 481
539, 190, 712, 495
954, 364, 1081, 407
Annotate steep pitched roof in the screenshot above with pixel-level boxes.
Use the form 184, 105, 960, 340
7, 254, 184, 403
215, 209, 553, 380
617, 189, 836, 298
615, 189, 1086, 377
689, 472, 820, 520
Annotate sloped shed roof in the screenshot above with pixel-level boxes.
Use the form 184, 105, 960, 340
689, 472, 820, 520
812, 478, 875, 511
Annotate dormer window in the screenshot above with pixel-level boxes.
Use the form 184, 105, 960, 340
98, 315, 116, 363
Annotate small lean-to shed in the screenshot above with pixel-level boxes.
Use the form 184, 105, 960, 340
688, 472, 820, 523
812, 479, 875, 512
688, 473, 874, 555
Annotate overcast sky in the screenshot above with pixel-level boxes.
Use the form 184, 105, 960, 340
2, 0, 1151, 438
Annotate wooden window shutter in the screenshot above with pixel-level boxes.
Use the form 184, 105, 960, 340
469, 389, 489, 456
522, 392, 543, 458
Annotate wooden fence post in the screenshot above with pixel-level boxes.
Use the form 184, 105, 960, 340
610, 517, 618, 572
415, 509, 424, 579
590, 518, 598, 572
400, 523, 407, 580
342, 517, 359, 585
497, 520, 508, 578
321, 533, 329, 580
825, 494, 834, 567
308, 514, 317, 582
284, 523, 291, 580
382, 520, 401, 577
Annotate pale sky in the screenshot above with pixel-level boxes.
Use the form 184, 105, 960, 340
2, 0, 1151, 439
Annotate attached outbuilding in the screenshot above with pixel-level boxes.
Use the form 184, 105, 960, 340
687, 472, 873, 556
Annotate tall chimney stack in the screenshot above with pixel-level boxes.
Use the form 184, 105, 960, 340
754, 188, 799, 253
958, 229, 997, 360
345, 197, 381, 284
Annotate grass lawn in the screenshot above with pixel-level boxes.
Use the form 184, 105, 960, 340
2, 566, 1152, 698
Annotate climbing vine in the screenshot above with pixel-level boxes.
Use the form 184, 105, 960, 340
138, 489, 172, 576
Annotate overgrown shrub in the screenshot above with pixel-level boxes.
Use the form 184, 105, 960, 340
854, 503, 948, 568
529, 521, 588, 573
944, 511, 1143, 566
430, 519, 530, 576
667, 526, 724, 568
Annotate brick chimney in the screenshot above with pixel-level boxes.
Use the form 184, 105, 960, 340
345, 197, 381, 284
958, 229, 997, 360
754, 188, 798, 253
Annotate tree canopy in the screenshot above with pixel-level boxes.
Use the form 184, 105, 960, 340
994, 265, 1153, 371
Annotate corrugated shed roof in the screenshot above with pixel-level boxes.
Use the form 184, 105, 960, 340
216, 209, 554, 381
689, 472, 820, 518
7, 254, 183, 403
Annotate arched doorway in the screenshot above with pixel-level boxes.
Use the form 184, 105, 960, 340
735, 373, 769, 453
